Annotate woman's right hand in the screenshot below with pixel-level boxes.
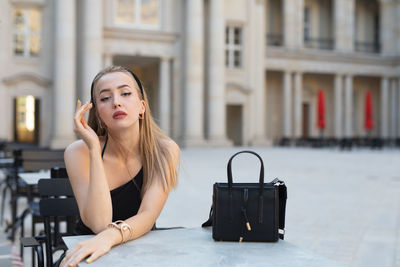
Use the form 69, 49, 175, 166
74, 100, 100, 151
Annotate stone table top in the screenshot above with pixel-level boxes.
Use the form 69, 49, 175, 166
63, 227, 344, 267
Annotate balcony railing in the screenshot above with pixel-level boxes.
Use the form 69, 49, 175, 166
304, 37, 334, 50
354, 41, 380, 54
267, 33, 283, 46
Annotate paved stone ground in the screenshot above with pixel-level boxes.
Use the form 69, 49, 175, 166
1, 147, 399, 267
158, 147, 400, 267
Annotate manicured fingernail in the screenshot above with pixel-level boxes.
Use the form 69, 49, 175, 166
68, 264, 74, 267
86, 258, 92, 263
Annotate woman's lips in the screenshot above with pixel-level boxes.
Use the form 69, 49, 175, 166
112, 111, 127, 119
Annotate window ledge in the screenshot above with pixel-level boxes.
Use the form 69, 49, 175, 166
11, 0, 46, 8
3, 72, 51, 87
13, 55, 41, 65
104, 27, 179, 43
265, 46, 400, 66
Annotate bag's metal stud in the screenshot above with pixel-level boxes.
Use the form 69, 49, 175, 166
239, 237, 243, 242
246, 222, 251, 231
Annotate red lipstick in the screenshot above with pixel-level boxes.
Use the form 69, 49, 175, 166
112, 111, 127, 119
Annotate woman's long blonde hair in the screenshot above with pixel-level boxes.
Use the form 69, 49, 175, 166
88, 66, 178, 192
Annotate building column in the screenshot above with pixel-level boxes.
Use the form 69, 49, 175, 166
252, 0, 269, 145
380, 0, 396, 56
293, 72, 303, 139
51, 0, 76, 148
182, 0, 205, 146
283, 71, 292, 138
283, 0, 304, 49
159, 57, 171, 135
207, 0, 231, 146
380, 77, 389, 138
344, 75, 353, 138
334, 74, 343, 138
398, 77, 400, 138
390, 79, 397, 138
80, 0, 103, 102
334, 0, 355, 52
103, 53, 113, 68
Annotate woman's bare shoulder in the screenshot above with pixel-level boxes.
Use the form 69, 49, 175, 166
64, 137, 106, 158
64, 139, 89, 158
162, 138, 180, 159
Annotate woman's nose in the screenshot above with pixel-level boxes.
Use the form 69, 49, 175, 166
112, 95, 122, 108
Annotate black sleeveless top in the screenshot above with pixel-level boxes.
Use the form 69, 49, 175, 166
75, 137, 143, 235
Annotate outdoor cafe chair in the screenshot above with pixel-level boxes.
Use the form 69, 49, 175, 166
21, 178, 79, 267
1, 149, 64, 262
20, 167, 69, 266
4, 149, 65, 240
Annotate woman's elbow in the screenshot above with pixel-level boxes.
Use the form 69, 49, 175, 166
143, 210, 161, 232
81, 211, 112, 234
86, 219, 110, 234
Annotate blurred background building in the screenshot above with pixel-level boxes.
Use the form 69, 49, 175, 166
0, 0, 399, 148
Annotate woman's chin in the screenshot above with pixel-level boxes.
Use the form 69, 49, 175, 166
107, 121, 138, 132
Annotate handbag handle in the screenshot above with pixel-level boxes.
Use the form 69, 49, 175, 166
227, 150, 264, 194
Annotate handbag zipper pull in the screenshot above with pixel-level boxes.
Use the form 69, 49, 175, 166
242, 188, 251, 231
241, 208, 252, 231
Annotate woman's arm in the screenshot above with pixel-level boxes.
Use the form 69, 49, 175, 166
121, 140, 180, 240
65, 101, 113, 233
61, 140, 180, 266
64, 140, 113, 233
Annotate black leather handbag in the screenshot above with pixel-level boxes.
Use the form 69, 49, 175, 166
202, 150, 287, 242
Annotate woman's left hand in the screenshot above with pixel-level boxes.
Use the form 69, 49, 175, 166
61, 229, 121, 266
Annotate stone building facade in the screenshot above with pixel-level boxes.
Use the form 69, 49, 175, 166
0, 0, 399, 148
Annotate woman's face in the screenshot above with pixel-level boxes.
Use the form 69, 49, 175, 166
94, 71, 145, 131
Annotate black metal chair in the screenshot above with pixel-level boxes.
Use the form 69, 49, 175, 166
21, 167, 68, 267
5, 149, 65, 241
21, 178, 79, 267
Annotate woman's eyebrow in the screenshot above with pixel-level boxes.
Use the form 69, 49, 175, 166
117, 84, 131, 89
98, 84, 131, 95
99, 88, 110, 95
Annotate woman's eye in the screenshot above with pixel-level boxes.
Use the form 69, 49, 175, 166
100, 96, 111, 102
122, 92, 132, 97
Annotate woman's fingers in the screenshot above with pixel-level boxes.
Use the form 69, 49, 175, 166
62, 242, 84, 266
85, 248, 107, 264
62, 233, 114, 266
66, 246, 94, 267
81, 103, 93, 129
75, 99, 82, 113
74, 102, 93, 129
74, 102, 91, 120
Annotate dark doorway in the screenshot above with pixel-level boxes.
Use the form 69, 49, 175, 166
302, 103, 310, 138
14, 96, 40, 144
226, 105, 243, 146
113, 55, 160, 121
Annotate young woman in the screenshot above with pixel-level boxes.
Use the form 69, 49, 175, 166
61, 66, 179, 266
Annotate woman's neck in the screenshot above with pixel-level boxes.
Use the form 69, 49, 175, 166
106, 124, 140, 159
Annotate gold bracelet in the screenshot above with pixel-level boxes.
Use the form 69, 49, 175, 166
115, 220, 133, 243
107, 222, 124, 243
107, 220, 133, 243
